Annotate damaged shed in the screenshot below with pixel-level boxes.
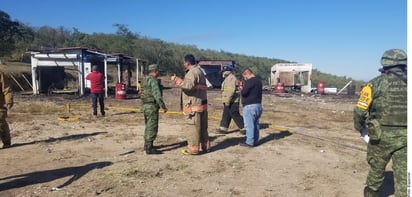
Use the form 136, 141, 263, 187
30, 47, 143, 98
271, 63, 312, 93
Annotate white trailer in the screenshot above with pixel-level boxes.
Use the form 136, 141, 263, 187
270, 63, 312, 93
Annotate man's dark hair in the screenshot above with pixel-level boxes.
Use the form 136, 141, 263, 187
242, 68, 254, 74
184, 54, 196, 65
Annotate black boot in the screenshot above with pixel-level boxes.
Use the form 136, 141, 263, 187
144, 142, 162, 155
143, 142, 148, 152
2, 140, 11, 149
2, 143, 11, 149
364, 186, 378, 197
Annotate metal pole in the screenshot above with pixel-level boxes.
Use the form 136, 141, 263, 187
104, 56, 108, 98
337, 80, 353, 95
79, 52, 85, 96
136, 58, 139, 91
22, 74, 33, 89
9, 74, 25, 91
117, 59, 121, 83
30, 55, 38, 94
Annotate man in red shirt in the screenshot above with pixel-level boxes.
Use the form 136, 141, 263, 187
86, 65, 105, 118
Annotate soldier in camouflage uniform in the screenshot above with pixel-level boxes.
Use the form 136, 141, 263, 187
353, 49, 407, 197
141, 64, 168, 155
171, 54, 210, 155
0, 71, 13, 149
216, 64, 245, 134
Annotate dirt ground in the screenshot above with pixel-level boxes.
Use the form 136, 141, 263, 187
0, 85, 396, 197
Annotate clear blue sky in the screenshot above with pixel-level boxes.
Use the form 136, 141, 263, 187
1, 0, 407, 81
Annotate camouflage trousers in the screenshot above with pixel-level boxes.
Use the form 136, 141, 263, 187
366, 127, 407, 197
143, 104, 159, 149
0, 110, 11, 146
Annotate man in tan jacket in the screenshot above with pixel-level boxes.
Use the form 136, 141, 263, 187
216, 64, 245, 134
0, 72, 13, 148
171, 54, 210, 155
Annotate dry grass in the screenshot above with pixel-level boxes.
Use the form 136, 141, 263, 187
13, 101, 64, 114
0, 62, 31, 74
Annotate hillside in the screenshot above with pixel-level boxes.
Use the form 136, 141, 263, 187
1, 9, 365, 92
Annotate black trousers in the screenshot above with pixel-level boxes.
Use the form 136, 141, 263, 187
91, 93, 105, 116
220, 102, 244, 130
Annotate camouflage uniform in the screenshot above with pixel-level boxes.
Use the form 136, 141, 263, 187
0, 72, 13, 148
141, 65, 167, 153
218, 67, 244, 133
176, 59, 209, 155
353, 49, 407, 197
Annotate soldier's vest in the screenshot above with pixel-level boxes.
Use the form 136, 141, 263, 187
370, 72, 407, 126
141, 76, 162, 104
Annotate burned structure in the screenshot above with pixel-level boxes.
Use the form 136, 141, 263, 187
30, 47, 145, 98
270, 63, 312, 93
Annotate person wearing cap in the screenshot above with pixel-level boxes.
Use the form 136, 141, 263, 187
141, 64, 168, 155
171, 54, 210, 155
353, 49, 407, 197
0, 71, 13, 149
215, 64, 245, 134
86, 65, 105, 118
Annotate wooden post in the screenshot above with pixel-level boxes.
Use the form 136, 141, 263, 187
9, 74, 25, 91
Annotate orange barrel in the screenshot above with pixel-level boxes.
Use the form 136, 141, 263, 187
317, 81, 325, 95
275, 82, 284, 93
115, 83, 126, 100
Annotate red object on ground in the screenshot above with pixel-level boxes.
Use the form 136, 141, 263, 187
317, 81, 325, 95
115, 83, 126, 100
275, 83, 284, 93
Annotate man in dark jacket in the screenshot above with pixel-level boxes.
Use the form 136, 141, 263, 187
239, 68, 262, 147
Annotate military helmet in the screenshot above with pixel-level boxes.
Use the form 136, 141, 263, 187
380, 49, 407, 68
148, 64, 159, 71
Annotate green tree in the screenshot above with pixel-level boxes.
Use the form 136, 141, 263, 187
64, 28, 88, 47
31, 26, 69, 49
0, 10, 32, 59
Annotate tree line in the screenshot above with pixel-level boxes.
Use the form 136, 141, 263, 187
0, 10, 364, 90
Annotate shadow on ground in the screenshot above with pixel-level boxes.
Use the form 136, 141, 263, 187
156, 141, 188, 152
211, 130, 292, 152
11, 131, 108, 148
0, 161, 113, 191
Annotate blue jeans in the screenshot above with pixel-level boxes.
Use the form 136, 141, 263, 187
91, 93, 105, 116
243, 104, 262, 146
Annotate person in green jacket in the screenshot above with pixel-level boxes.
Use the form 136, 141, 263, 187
353, 49, 407, 197
140, 64, 168, 155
